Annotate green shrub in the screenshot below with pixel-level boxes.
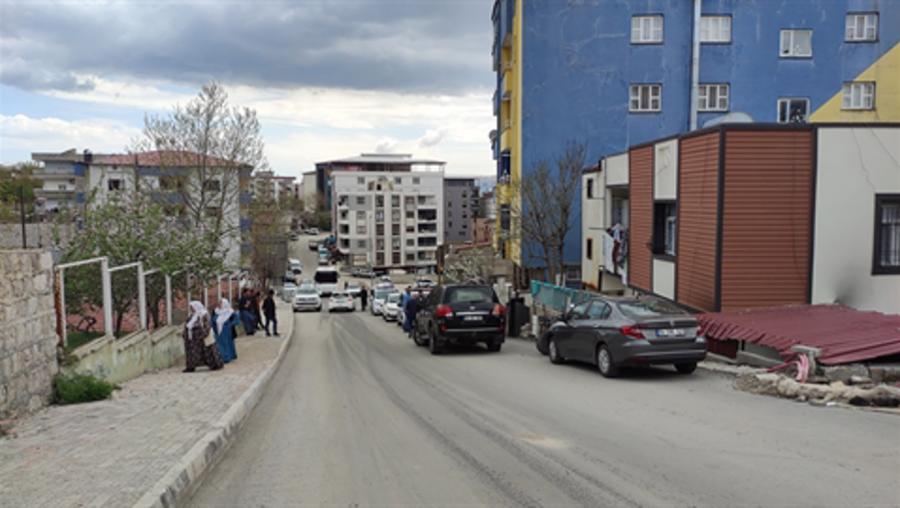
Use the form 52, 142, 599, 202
53, 373, 118, 405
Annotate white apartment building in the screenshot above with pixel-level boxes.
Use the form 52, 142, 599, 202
332, 170, 444, 272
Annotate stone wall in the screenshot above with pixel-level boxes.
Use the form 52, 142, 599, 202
0, 223, 75, 250
65, 326, 185, 385
0, 249, 59, 420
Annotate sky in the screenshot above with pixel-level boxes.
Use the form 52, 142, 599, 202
0, 0, 496, 178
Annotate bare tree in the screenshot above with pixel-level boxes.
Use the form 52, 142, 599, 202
136, 82, 268, 270
512, 142, 586, 283
442, 245, 497, 285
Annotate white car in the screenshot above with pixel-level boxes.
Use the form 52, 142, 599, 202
370, 287, 394, 316
328, 291, 355, 312
382, 292, 402, 321
281, 282, 297, 302
293, 287, 322, 312
345, 282, 362, 298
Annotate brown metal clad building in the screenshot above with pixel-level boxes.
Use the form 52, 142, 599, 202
628, 146, 654, 292
676, 132, 720, 311
719, 129, 814, 310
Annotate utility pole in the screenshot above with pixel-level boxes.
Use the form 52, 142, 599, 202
19, 185, 27, 248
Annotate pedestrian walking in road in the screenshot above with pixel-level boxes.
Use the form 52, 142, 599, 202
263, 289, 279, 337
182, 300, 224, 373
360, 284, 368, 311
212, 298, 240, 363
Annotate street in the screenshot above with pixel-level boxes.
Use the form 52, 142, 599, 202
188, 244, 900, 508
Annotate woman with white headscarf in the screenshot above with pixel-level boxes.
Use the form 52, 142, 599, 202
182, 300, 224, 372
212, 298, 240, 363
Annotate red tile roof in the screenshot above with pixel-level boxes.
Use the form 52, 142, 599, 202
699, 304, 900, 365
95, 151, 250, 168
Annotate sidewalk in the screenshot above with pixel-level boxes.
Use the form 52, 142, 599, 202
0, 302, 294, 508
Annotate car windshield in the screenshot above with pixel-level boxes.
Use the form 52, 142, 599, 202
616, 299, 686, 319
314, 271, 338, 283
332, 292, 348, 298
297, 288, 317, 295
374, 289, 392, 300
445, 287, 495, 304
387, 293, 401, 304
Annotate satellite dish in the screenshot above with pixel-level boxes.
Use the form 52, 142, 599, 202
702, 112, 754, 128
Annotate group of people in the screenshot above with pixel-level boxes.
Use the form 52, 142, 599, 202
400, 286, 425, 336
181, 288, 280, 373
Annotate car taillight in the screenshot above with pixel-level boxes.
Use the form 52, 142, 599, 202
492, 304, 506, 317
620, 325, 645, 340
435, 304, 454, 318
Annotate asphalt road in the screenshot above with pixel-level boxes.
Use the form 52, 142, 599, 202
188, 309, 899, 507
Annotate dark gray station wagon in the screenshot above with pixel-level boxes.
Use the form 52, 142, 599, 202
538, 297, 707, 377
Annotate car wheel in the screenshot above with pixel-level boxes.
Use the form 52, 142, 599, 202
548, 338, 563, 364
675, 362, 697, 374
429, 329, 443, 355
596, 345, 619, 378
412, 327, 427, 347
487, 340, 502, 353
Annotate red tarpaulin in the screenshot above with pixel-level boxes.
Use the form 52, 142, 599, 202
698, 305, 900, 366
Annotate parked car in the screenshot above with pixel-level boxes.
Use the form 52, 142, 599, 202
288, 258, 303, 275
382, 292, 402, 321
379, 275, 392, 284
308, 240, 319, 251
357, 269, 377, 279
415, 278, 436, 288
370, 286, 395, 316
345, 282, 362, 298
540, 296, 706, 377
293, 287, 322, 312
306, 227, 320, 235
290, 232, 299, 241
281, 282, 297, 302
328, 291, 355, 312
413, 284, 505, 355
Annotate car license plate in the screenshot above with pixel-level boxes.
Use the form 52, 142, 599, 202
655, 328, 686, 338
464, 316, 482, 321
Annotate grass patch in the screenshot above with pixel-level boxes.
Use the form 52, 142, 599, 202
53, 373, 118, 405
64, 330, 105, 352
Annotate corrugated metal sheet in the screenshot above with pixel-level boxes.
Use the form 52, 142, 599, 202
676, 132, 720, 311
720, 130, 813, 310
628, 146, 653, 292
699, 305, 900, 365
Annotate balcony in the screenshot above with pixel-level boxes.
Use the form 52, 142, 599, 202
417, 209, 437, 222
501, 72, 512, 101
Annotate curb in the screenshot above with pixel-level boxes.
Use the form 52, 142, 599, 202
133, 306, 295, 508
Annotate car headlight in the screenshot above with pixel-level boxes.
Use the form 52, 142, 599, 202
696, 335, 706, 343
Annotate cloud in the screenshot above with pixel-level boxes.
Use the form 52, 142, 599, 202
417, 128, 446, 148
374, 137, 401, 154
0, 0, 493, 95
0, 114, 140, 162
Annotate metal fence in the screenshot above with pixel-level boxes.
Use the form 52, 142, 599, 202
530, 280, 595, 314
54, 256, 247, 349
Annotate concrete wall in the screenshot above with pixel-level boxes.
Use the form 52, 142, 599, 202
605, 153, 629, 187
0, 250, 59, 420
652, 258, 676, 300
813, 127, 900, 315
64, 326, 185, 386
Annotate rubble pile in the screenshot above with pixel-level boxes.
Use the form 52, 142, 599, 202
735, 372, 900, 408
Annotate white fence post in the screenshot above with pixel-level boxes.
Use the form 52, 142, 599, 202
101, 257, 113, 337
218, 276, 223, 302
137, 262, 147, 330
186, 273, 191, 307
203, 284, 209, 308
59, 268, 67, 347
165, 274, 173, 326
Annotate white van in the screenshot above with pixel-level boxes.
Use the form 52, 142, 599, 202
314, 266, 339, 296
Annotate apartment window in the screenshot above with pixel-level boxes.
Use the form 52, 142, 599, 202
392, 224, 400, 236
58, 184, 66, 191
405, 196, 415, 207
357, 176, 365, 185
356, 240, 366, 249
357, 223, 367, 235
629, 84, 662, 112
586, 238, 593, 260
392, 209, 401, 222
108, 179, 123, 191
406, 210, 415, 219
376, 239, 385, 250
406, 253, 415, 262
203, 179, 220, 192
779, 29, 812, 57
394, 176, 402, 185
698, 84, 729, 112
874, 195, 900, 274
846, 13, 878, 42
391, 195, 400, 207
375, 211, 384, 223
393, 252, 401, 264
842, 82, 875, 110
356, 196, 365, 205
653, 202, 676, 257
406, 225, 415, 233
412, 177, 420, 185
700, 15, 731, 43
586, 178, 594, 199
376, 253, 385, 265
392, 238, 401, 249
376, 195, 384, 207
448, 221, 453, 229
631, 15, 663, 44
356, 210, 365, 220
777, 98, 809, 123
447, 201, 453, 208
160, 175, 184, 191
406, 238, 415, 246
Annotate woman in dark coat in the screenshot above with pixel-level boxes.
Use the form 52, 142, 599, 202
183, 301, 224, 372
212, 299, 240, 363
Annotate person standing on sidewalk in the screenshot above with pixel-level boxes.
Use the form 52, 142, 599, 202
360, 284, 368, 311
182, 301, 224, 373
238, 289, 255, 336
250, 290, 264, 332
262, 290, 279, 337
212, 299, 240, 363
